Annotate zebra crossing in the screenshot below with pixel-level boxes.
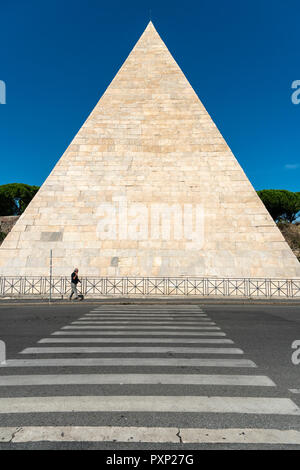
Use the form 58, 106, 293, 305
0, 304, 300, 446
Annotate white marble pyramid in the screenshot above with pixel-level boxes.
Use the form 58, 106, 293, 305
0, 22, 299, 278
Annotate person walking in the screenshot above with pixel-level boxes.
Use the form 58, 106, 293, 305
69, 268, 81, 300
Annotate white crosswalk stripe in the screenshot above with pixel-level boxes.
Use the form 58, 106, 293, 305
78, 316, 210, 320
84, 314, 208, 317
70, 321, 216, 325
83, 315, 208, 319
82, 320, 210, 325
2, 358, 256, 367
2, 426, 300, 445
94, 305, 202, 307
0, 374, 275, 386
0, 304, 299, 447
20, 346, 244, 354
62, 325, 221, 330
38, 337, 234, 344
0, 395, 298, 415
51, 330, 226, 336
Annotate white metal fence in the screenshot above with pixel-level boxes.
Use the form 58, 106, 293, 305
0, 277, 300, 298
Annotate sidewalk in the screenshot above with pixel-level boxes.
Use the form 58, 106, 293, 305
0, 296, 300, 306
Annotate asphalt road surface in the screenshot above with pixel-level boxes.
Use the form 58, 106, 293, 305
0, 301, 300, 450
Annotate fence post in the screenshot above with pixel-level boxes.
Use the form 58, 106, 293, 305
49, 249, 53, 303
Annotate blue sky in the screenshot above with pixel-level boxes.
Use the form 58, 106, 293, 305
0, 0, 299, 191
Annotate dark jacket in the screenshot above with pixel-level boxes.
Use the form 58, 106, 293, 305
71, 272, 80, 285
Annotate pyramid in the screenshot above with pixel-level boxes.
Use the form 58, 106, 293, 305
0, 22, 299, 278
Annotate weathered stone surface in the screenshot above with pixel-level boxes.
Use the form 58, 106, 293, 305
0, 22, 299, 278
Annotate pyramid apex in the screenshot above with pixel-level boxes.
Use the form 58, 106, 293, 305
144, 20, 158, 32
139, 20, 162, 43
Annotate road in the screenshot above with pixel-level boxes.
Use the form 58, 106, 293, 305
0, 301, 300, 450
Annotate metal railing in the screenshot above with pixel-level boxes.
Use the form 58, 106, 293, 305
0, 276, 299, 298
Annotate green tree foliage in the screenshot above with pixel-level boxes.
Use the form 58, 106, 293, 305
0, 183, 40, 216
257, 190, 300, 223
